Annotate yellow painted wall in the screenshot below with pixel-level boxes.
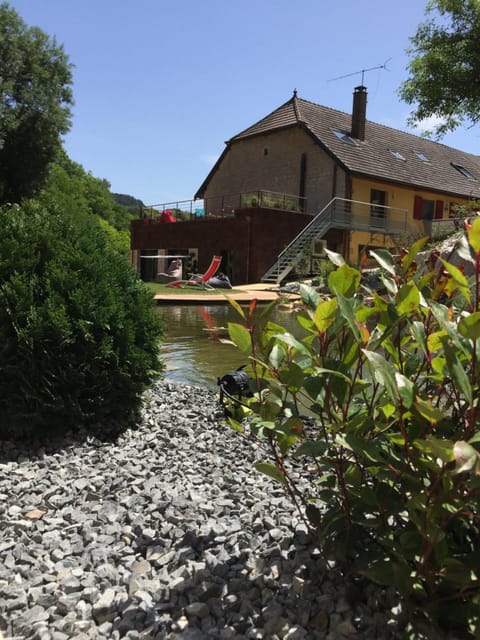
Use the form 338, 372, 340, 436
346, 176, 472, 262
352, 178, 469, 219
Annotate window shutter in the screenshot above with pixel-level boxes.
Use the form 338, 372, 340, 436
435, 200, 444, 219
414, 195, 423, 220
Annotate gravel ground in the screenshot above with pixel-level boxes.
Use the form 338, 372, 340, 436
0, 380, 408, 640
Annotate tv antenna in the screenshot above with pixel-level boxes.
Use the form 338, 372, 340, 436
328, 58, 391, 85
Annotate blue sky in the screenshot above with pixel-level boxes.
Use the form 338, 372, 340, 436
7, 0, 480, 205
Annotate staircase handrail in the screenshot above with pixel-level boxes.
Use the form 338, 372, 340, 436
261, 197, 413, 283
277, 200, 334, 258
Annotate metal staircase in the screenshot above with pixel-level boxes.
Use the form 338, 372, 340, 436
260, 197, 410, 284
260, 207, 333, 284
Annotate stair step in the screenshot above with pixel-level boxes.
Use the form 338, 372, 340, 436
260, 208, 332, 283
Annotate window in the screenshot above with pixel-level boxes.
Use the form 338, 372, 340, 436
415, 151, 429, 161
331, 128, 358, 146
370, 189, 387, 214
390, 149, 406, 161
370, 189, 387, 228
299, 153, 307, 202
451, 163, 476, 179
414, 196, 444, 220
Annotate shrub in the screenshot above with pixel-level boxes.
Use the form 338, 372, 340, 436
225, 222, 480, 638
0, 202, 164, 438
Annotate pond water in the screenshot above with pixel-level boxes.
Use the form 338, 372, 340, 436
156, 304, 299, 390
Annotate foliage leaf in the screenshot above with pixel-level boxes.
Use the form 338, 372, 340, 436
226, 417, 244, 433
360, 560, 410, 592
458, 312, 480, 340
324, 247, 345, 267
328, 264, 361, 297
394, 371, 414, 408
413, 397, 444, 425
273, 332, 310, 356
268, 342, 286, 368
293, 440, 327, 457
336, 294, 363, 342
227, 297, 246, 320
299, 284, 320, 309
278, 362, 305, 391
400, 236, 429, 274
369, 248, 396, 275
227, 322, 251, 353
313, 297, 338, 333
442, 338, 472, 404
440, 259, 471, 303
396, 281, 420, 316
468, 216, 480, 254
363, 350, 398, 404
254, 462, 286, 484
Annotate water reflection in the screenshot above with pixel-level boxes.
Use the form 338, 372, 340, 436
156, 304, 299, 389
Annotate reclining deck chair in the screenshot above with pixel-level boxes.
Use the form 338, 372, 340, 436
167, 255, 222, 289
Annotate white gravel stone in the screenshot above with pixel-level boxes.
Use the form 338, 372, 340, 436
0, 380, 409, 639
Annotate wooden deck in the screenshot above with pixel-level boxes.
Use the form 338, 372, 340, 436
154, 283, 300, 304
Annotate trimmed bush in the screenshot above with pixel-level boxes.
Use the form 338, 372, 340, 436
225, 223, 480, 638
0, 202, 164, 437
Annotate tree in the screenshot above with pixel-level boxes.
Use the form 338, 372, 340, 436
39, 150, 135, 233
399, 0, 480, 136
0, 200, 164, 437
36, 151, 134, 256
0, 2, 73, 203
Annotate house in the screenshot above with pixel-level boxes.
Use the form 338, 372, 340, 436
131, 87, 480, 284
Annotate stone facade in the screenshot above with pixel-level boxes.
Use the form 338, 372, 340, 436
203, 127, 344, 216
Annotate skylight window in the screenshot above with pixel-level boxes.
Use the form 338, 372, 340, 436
331, 128, 358, 146
390, 150, 406, 161
415, 151, 429, 161
451, 162, 476, 180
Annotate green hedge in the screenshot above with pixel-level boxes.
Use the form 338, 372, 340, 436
0, 202, 164, 437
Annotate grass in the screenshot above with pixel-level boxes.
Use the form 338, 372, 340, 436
145, 282, 245, 296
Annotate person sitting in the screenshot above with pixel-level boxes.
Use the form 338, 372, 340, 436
155, 258, 183, 283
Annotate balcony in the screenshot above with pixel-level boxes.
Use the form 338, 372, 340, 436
140, 190, 307, 220
327, 197, 410, 235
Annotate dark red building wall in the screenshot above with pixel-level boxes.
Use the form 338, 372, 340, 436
131, 208, 312, 284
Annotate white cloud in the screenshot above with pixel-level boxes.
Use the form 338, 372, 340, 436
410, 114, 448, 135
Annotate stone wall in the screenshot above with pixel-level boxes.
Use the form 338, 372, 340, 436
203, 127, 344, 215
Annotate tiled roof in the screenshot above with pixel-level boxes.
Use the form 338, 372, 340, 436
230, 94, 480, 199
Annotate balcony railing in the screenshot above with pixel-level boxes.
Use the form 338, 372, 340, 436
141, 190, 307, 220
328, 198, 410, 235
140, 193, 463, 247
141, 199, 206, 220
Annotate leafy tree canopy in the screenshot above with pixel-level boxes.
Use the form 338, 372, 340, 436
112, 193, 144, 216
36, 150, 134, 255
399, 0, 480, 136
0, 2, 73, 203
39, 150, 134, 232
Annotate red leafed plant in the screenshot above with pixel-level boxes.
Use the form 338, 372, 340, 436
225, 221, 480, 638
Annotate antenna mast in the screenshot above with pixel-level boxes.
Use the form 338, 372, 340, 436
328, 58, 391, 84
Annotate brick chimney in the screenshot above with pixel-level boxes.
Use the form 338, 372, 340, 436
351, 85, 367, 141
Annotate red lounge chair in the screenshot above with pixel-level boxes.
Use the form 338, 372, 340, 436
167, 255, 222, 289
